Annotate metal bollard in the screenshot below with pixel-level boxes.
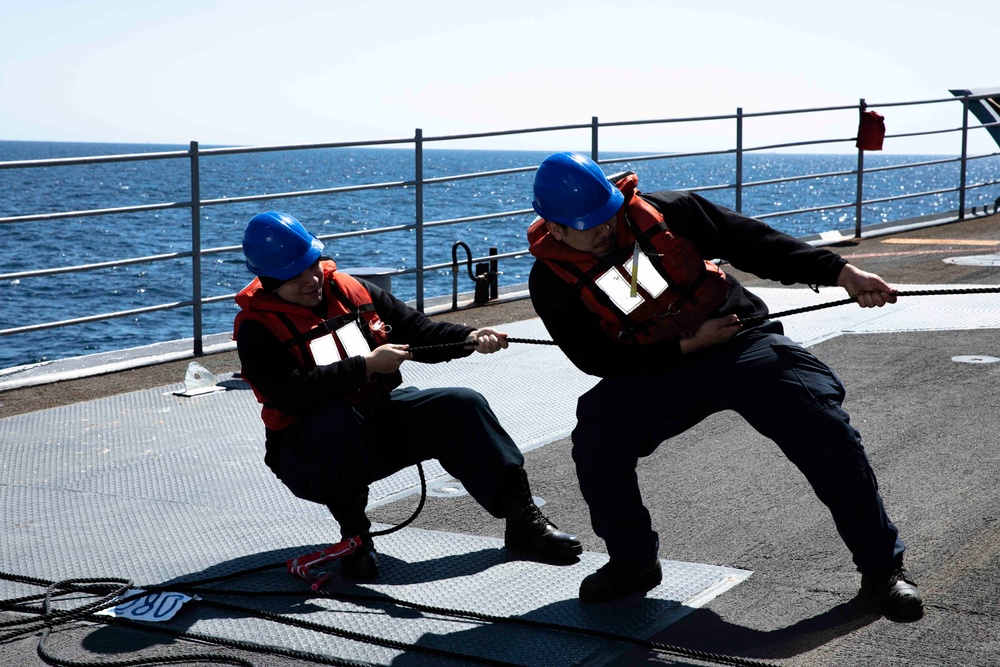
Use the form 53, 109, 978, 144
474, 262, 490, 305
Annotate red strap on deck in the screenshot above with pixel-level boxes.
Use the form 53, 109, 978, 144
286, 536, 361, 590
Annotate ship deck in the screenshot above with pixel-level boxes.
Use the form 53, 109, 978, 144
3, 212, 1000, 667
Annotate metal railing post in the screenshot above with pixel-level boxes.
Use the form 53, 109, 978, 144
591, 116, 599, 162
189, 141, 203, 355
854, 99, 866, 239
959, 94, 970, 219
414, 129, 425, 312
735, 107, 744, 213
489, 247, 498, 301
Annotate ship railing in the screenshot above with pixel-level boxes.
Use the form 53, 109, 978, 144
1, 93, 998, 364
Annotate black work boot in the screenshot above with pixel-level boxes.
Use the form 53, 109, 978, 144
860, 557, 924, 619
579, 558, 662, 603
341, 541, 378, 580
502, 469, 582, 560
328, 491, 377, 580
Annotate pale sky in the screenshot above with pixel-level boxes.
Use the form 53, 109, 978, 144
2, 0, 998, 154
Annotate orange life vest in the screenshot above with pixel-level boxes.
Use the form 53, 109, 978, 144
233, 260, 395, 430
528, 173, 730, 344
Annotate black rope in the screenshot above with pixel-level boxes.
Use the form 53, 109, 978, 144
408, 336, 558, 354
0, 578, 131, 642
740, 286, 1000, 328
301, 588, 777, 667
1, 579, 257, 667
14, 286, 998, 666
114, 464, 429, 595
2, 570, 779, 667
410, 287, 1000, 352
0, 460, 431, 667
370, 461, 426, 537
506, 336, 559, 346
2, 574, 519, 667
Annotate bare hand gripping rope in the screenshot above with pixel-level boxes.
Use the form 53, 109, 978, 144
409, 286, 1000, 353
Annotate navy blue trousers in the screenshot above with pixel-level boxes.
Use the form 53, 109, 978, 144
270, 386, 524, 537
572, 323, 905, 573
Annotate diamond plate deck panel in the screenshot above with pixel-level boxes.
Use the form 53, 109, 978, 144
1, 314, 748, 666
9, 285, 992, 663
399, 318, 600, 452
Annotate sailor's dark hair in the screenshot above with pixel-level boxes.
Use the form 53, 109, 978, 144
258, 275, 287, 291
258, 256, 330, 291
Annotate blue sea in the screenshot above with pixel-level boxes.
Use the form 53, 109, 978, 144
2, 140, 999, 370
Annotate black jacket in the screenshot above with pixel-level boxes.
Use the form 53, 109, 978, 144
236, 278, 475, 421
529, 191, 847, 378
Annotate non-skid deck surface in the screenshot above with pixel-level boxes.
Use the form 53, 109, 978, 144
6, 286, 1000, 663
1, 318, 749, 665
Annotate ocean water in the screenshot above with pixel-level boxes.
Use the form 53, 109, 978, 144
2, 141, 999, 370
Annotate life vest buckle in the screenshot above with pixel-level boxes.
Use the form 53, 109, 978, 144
659, 302, 681, 317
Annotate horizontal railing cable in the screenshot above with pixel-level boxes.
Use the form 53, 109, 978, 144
0, 250, 194, 282
1, 93, 998, 365
0, 301, 196, 337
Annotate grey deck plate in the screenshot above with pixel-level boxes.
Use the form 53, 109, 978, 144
1, 318, 749, 666
6, 284, 999, 664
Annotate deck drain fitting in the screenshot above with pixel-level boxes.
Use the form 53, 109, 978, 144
952, 355, 1000, 364
944, 255, 1000, 267
424, 480, 547, 507
426, 480, 470, 498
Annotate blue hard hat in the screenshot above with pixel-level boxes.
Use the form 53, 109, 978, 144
531, 152, 625, 231
242, 211, 324, 280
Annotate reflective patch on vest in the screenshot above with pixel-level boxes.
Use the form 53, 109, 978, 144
623, 251, 669, 297
307, 321, 372, 366
595, 267, 645, 314
336, 320, 372, 358
309, 333, 342, 366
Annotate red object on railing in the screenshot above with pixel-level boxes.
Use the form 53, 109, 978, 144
857, 110, 886, 150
